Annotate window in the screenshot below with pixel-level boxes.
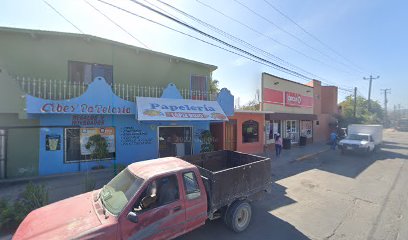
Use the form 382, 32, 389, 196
191, 75, 208, 100
300, 120, 313, 138
68, 61, 113, 85
134, 175, 180, 211
183, 171, 201, 200
64, 127, 116, 163
268, 120, 281, 140
100, 169, 144, 215
242, 120, 259, 143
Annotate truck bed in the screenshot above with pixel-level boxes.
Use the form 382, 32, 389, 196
181, 150, 271, 215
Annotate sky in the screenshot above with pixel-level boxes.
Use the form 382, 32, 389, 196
1, 0, 407, 109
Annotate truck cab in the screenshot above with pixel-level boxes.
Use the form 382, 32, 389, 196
338, 133, 375, 154
14, 157, 208, 240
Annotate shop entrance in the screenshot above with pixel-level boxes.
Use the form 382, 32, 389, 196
285, 120, 299, 143
158, 126, 192, 157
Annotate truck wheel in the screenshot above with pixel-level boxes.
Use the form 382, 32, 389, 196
225, 201, 252, 233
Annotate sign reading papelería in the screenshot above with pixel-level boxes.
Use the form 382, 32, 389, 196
136, 97, 228, 121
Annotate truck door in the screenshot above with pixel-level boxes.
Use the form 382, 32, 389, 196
119, 174, 186, 240
182, 170, 208, 233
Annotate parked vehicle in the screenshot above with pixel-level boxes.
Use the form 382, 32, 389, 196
396, 118, 408, 131
338, 124, 383, 154
13, 151, 271, 240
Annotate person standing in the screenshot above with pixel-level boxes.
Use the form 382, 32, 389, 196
275, 133, 283, 158
330, 130, 337, 150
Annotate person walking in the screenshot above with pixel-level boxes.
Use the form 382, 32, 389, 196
275, 133, 283, 158
330, 130, 337, 150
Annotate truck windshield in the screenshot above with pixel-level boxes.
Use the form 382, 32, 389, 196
101, 169, 144, 215
347, 134, 369, 141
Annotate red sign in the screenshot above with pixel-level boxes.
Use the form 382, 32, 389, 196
263, 88, 284, 105
285, 92, 313, 108
165, 112, 207, 118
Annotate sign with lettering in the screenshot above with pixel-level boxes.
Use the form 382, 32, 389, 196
80, 127, 115, 155
26, 77, 136, 115
72, 115, 105, 126
285, 91, 313, 108
136, 97, 228, 121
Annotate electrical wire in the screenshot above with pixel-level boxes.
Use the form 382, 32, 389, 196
42, 0, 84, 34
95, 0, 312, 80
195, 0, 354, 76
155, 0, 322, 82
121, 0, 315, 80
232, 0, 360, 74
83, 0, 150, 49
262, 0, 364, 73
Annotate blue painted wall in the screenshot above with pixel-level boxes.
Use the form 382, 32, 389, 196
38, 114, 209, 176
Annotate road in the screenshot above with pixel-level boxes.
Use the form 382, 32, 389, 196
179, 130, 408, 240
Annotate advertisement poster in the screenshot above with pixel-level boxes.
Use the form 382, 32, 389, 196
80, 128, 115, 155
46, 134, 61, 151
136, 97, 228, 121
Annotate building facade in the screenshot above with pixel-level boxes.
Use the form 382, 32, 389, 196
0, 27, 233, 179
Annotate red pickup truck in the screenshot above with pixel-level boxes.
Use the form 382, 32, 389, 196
13, 150, 271, 240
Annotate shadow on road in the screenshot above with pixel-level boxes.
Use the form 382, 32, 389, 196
178, 193, 309, 240
177, 183, 308, 240
273, 140, 408, 181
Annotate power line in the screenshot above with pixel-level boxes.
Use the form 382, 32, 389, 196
155, 0, 323, 82
83, 0, 150, 49
363, 75, 380, 110
42, 0, 84, 34
124, 0, 315, 80
150, 0, 353, 89
232, 0, 360, 74
262, 0, 364, 73
95, 0, 312, 79
195, 0, 355, 76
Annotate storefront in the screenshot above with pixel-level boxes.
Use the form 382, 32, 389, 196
25, 77, 233, 176
261, 73, 317, 149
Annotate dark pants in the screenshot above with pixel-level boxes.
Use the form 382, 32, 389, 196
331, 140, 336, 150
275, 144, 282, 157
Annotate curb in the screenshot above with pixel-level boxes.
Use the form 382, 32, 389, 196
294, 148, 330, 161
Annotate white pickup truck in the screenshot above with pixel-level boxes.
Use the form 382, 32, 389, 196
338, 124, 383, 154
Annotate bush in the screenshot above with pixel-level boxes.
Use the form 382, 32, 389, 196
0, 182, 48, 232
84, 172, 96, 192
13, 182, 48, 223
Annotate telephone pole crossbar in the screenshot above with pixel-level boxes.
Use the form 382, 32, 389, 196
364, 75, 380, 111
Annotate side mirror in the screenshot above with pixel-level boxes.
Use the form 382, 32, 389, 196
127, 211, 138, 223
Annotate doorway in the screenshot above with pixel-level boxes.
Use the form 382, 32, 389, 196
285, 120, 299, 143
224, 120, 237, 151
158, 126, 192, 157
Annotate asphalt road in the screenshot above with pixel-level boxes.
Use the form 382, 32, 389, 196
178, 130, 408, 240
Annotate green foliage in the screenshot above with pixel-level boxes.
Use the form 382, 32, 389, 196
209, 79, 220, 93
240, 99, 260, 111
13, 182, 48, 223
200, 130, 214, 153
85, 134, 109, 160
338, 95, 384, 127
0, 198, 17, 230
0, 182, 48, 231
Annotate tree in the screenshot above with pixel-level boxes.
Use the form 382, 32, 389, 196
239, 90, 260, 111
338, 95, 384, 127
209, 79, 220, 93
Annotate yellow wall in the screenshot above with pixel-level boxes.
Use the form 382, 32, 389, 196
261, 73, 314, 114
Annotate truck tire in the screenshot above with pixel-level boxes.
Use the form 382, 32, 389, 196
225, 200, 252, 233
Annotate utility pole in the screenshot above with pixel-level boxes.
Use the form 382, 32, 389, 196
381, 88, 391, 127
363, 75, 380, 111
353, 87, 357, 118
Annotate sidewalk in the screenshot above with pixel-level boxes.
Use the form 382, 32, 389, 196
261, 141, 331, 169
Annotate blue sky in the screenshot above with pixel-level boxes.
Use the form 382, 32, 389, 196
1, 0, 407, 109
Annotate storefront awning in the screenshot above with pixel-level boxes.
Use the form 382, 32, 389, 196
265, 113, 317, 121
136, 97, 228, 121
